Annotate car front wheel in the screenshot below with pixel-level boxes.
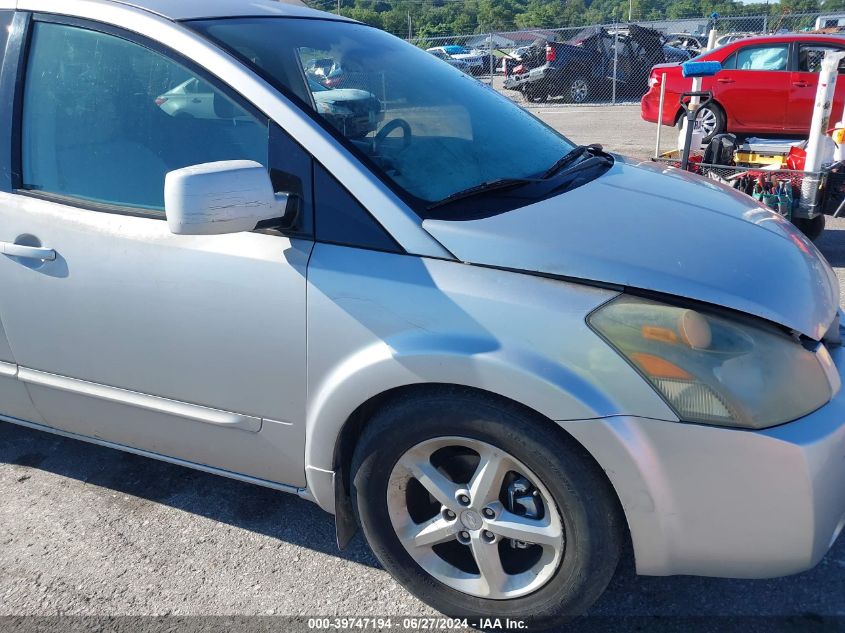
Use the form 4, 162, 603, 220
350, 389, 623, 627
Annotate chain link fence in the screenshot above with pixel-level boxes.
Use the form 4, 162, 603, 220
410, 11, 839, 109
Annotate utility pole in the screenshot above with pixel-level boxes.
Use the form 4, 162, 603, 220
336, 0, 340, 14
628, 0, 632, 22
408, 11, 412, 39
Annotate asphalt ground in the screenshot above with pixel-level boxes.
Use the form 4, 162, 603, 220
2, 105, 845, 633
534, 103, 663, 157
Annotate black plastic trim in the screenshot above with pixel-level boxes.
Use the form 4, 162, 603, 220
0, 11, 31, 193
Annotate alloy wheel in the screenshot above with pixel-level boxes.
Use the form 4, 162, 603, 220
696, 106, 718, 137
569, 78, 589, 103
387, 437, 565, 600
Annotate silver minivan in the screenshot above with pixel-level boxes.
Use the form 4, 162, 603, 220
1, 0, 844, 625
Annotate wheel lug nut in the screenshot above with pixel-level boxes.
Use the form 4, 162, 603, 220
483, 530, 495, 542
482, 507, 495, 519
458, 530, 470, 544
457, 493, 471, 506
443, 509, 456, 520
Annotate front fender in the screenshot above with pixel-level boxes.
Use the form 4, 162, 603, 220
305, 334, 631, 510
303, 245, 677, 512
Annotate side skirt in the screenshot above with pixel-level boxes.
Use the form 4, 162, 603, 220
0, 413, 307, 497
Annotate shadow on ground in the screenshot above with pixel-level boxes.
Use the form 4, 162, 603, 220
3, 419, 845, 627
0, 422, 380, 570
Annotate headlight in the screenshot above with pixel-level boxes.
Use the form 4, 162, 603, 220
316, 101, 352, 116
589, 295, 836, 429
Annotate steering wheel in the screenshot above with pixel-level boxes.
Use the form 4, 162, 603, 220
373, 118, 412, 153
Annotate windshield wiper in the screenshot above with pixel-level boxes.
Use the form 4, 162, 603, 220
427, 177, 539, 210
542, 143, 605, 179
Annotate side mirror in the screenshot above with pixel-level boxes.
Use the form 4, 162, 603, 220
164, 160, 294, 235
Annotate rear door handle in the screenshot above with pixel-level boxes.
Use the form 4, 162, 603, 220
0, 242, 56, 261
793, 81, 810, 87
716, 77, 735, 84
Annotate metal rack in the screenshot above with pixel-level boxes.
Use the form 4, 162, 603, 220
651, 155, 830, 220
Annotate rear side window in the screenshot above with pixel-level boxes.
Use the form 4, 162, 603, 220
731, 44, 789, 71
20, 21, 268, 212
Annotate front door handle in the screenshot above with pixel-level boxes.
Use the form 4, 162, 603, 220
792, 81, 810, 88
716, 77, 735, 84
0, 242, 56, 261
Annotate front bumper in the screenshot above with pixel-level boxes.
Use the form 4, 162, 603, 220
559, 340, 845, 578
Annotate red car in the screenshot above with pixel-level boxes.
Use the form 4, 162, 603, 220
641, 34, 845, 140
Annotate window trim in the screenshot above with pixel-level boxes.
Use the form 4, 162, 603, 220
11, 12, 273, 220
0, 11, 30, 194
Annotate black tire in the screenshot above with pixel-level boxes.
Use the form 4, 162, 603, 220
679, 102, 725, 143
524, 84, 548, 103
562, 74, 591, 104
350, 388, 624, 628
794, 214, 826, 241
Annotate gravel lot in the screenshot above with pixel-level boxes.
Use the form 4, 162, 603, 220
535, 104, 660, 157
2, 106, 845, 631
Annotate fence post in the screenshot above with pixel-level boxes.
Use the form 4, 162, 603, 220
611, 26, 619, 105
488, 33, 494, 85
763, 14, 768, 34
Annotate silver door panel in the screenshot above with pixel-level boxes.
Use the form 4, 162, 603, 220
0, 192, 309, 486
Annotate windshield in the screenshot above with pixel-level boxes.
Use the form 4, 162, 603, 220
190, 18, 575, 213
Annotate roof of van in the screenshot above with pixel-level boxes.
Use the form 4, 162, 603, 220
107, 0, 344, 22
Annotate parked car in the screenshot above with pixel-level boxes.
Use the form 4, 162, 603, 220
642, 34, 845, 140
714, 31, 758, 47
426, 45, 490, 74
156, 77, 219, 119
3, 0, 845, 626
427, 48, 471, 72
510, 45, 532, 59
309, 79, 383, 139
157, 76, 381, 139
504, 25, 690, 103
665, 32, 707, 55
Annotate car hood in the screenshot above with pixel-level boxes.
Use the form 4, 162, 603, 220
423, 157, 840, 340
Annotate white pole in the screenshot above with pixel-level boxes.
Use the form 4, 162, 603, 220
835, 65, 845, 161
654, 72, 667, 158
690, 29, 719, 111
690, 75, 702, 108
706, 28, 717, 51
801, 50, 845, 216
